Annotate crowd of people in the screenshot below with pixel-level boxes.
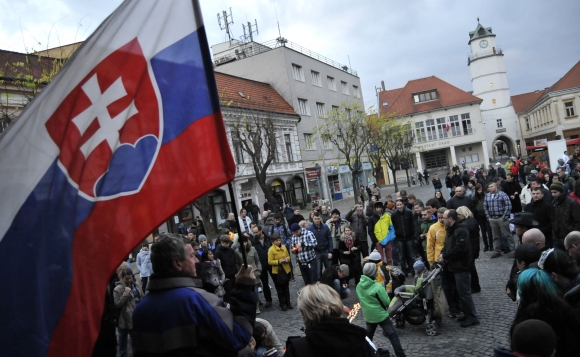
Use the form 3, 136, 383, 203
93, 150, 580, 357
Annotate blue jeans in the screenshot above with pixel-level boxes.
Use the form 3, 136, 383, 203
331, 279, 351, 299
118, 328, 130, 357
454, 271, 479, 324
298, 260, 316, 285
313, 250, 331, 282
393, 240, 416, 274
366, 317, 406, 357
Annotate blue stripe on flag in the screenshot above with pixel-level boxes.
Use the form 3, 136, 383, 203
152, 26, 221, 145
0, 160, 94, 356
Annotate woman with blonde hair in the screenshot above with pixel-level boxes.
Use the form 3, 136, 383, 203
286, 283, 376, 357
456, 206, 481, 293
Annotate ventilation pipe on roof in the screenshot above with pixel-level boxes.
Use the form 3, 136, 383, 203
381, 81, 385, 91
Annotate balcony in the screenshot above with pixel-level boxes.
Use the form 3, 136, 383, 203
468, 47, 503, 64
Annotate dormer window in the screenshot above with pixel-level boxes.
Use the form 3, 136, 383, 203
413, 90, 438, 104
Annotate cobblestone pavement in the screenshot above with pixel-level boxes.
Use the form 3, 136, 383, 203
258, 169, 519, 356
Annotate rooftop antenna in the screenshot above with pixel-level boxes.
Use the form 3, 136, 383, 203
477, 16, 480, 23
217, 8, 234, 44
274, 4, 287, 46
241, 19, 259, 42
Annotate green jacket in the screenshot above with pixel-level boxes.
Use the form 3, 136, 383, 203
356, 275, 391, 323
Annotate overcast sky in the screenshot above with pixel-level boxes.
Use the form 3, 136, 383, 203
1, 0, 579, 109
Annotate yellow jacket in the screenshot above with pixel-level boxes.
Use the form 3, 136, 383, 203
268, 244, 291, 274
426, 221, 447, 265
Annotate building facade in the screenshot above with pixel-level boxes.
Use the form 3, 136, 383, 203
512, 60, 580, 147
211, 39, 367, 202
379, 76, 488, 180
467, 21, 523, 160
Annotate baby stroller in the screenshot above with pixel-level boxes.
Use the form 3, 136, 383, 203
387, 263, 445, 336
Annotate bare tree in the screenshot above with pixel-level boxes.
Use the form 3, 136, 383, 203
316, 101, 368, 203
380, 118, 413, 193
193, 193, 216, 236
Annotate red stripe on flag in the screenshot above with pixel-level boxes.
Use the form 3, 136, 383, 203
48, 112, 235, 356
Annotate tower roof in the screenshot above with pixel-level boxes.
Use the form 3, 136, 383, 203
469, 21, 495, 44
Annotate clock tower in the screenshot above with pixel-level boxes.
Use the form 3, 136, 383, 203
468, 20, 522, 159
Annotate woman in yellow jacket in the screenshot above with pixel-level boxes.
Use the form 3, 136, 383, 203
426, 207, 447, 267
268, 233, 293, 311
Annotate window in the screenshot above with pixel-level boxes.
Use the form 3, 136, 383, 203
415, 122, 426, 143
471, 154, 479, 162
413, 91, 437, 103
322, 134, 332, 150
461, 113, 473, 135
497, 119, 503, 128
327, 76, 336, 91
353, 85, 360, 98
292, 64, 304, 81
426, 119, 437, 141
298, 98, 310, 115
565, 102, 576, 117
311, 71, 321, 87
233, 139, 245, 164
436, 118, 448, 138
449, 115, 461, 137
341, 81, 349, 95
284, 134, 294, 162
316, 102, 325, 117
492, 99, 496, 104
525, 117, 530, 130
304, 133, 315, 150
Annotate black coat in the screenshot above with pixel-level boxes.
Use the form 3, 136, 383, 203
462, 217, 480, 260
442, 221, 472, 273
445, 176, 453, 188
432, 178, 442, 189
367, 211, 381, 244
524, 199, 552, 243
391, 208, 415, 241
287, 214, 305, 226
552, 196, 580, 241
451, 175, 463, 187
213, 245, 237, 277
446, 195, 475, 211
503, 181, 523, 213
250, 233, 272, 271
320, 265, 347, 287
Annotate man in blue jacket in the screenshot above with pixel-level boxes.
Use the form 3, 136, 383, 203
307, 211, 333, 282
132, 234, 257, 356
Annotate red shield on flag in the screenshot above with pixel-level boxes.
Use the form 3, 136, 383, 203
46, 39, 160, 200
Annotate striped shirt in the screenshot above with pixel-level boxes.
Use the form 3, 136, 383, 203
291, 228, 317, 263
483, 190, 512, 220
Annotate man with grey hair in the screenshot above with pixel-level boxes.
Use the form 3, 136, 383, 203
564, 231, 580, 266
132, 234, 257, 356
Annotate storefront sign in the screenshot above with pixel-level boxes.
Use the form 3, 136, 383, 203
534, 139, 548, 146
239, 191, 252, 198
416, 140, 450, 150
306, 168, 321, 178
339, 165, 350, 173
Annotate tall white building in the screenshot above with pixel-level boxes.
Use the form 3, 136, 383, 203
467, 21, 523, 160
211, 39, 368, 202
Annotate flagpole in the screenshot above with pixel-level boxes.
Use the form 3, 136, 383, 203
228, 182, 248, 267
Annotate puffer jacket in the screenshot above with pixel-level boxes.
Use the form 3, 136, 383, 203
552, 195, 580, 241
356, 274, 391, 323
391, 208, 414, 241
113, 280, 144, 329
442, 221, 472, 273
234, 242, 262, 281
345, 210, 368, 242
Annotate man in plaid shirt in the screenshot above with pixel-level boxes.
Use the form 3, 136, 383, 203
483, 182, 513, 258
290, 223, 317, 285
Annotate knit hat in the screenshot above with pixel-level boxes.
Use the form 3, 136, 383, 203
362, 262, 377, 278
331, 208, 341, 216
550, 182, 564, 193
290, 223, 302, 232
198, 235, 207, 243
338, 264, 350, 277
413, 260, 425, 272
369, 250, 382, 263
511, 319, 557, 357
374, 201, 384, 209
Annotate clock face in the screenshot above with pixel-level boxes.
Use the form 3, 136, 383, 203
480, 40, 489, 48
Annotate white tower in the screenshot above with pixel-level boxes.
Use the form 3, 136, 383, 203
468, 20, 522, 160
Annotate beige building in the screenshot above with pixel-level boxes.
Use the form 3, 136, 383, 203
512, 60, 580, 148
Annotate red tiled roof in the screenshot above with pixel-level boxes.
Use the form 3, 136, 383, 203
510, 60, 580, 113
215, 72, 298, 116
511, 91, 545, 114
0, 49, 60, 79
379, 76, 482, 117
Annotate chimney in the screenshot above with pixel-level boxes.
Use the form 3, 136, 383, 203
381, 80, 385, 91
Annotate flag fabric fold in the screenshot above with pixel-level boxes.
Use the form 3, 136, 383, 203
0, 1, 235, 356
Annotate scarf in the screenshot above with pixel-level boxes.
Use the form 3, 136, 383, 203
344, 235, 355, 249
205, 260, 217, 267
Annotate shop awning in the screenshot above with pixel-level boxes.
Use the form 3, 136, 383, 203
526, 138, 580, 151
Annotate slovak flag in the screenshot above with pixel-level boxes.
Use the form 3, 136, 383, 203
0, 1, 235, 356
445, 118, 451, 132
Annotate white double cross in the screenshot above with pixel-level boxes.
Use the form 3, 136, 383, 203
72, 74, 139, 158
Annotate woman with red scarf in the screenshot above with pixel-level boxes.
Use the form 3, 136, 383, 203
339, 226, 362, 285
